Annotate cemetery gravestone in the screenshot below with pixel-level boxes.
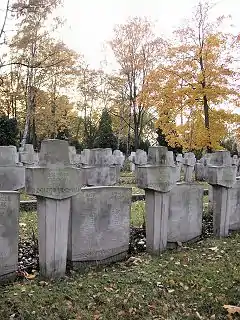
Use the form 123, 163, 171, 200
207, 150, 237, 237
168, 183, 204, 243
19, 144, 38, 166
82, 148, 118, 186
128, 152, 136, 172
137, 146, 177, 253
25, 139, 83, 278
176, 153, 183, 181
69, 186, 132, 267
0, 146, 25, 190
182, 152, 196, 182
0, 191, 20, 282
229, 179, 240, 231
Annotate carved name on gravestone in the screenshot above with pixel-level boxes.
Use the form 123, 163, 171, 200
69, 186, 132, 266
25, 139, 83, 278
168, 183, 203, 243
0, 191, 20, 281
0, 146, 25, 190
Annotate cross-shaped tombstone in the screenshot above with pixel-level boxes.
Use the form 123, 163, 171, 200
136, 146, 177, 254
80, 149, 91, 167
128, 152, 136, 172
175, 153, 183, 181
113, 150, 125, 182
207, 150, 237, 237
82, 148, 117, 186
0, 146, 25, 190
19, 144, 39, 166
25, 139, 83, 278
182, 152, 196, 182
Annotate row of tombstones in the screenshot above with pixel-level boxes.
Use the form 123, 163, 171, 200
13, 143, 240, 182
0, 140, 240, 282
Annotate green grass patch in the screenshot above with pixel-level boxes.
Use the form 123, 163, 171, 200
1, 234, 240, 319
131, 201, 145, 227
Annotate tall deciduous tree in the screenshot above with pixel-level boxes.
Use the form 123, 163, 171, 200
11, 0, 64, 147
109, 17, 163, 152
147, 1, 240, 151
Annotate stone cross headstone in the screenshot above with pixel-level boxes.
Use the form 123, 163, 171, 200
0, 146, 25, 190
0, 191, 20, 282
207, 150, 237, 237
69, 186, 132, 267
175, 153, 183, 181
82, 148, 118, 186
112, 150, 125, 183
128, 152, 136, 172
19, 144, 38, 166
25, 139, 83, 278
136, 146, 177, 254
182, 152, 196, 182
80, 149, 91, 166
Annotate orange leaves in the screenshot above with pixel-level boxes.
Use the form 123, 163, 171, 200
223, 305, 240, 319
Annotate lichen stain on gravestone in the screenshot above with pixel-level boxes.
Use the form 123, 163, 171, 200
95, 204, 111, 233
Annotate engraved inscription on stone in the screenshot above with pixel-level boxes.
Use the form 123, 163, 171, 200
71, 187, 131, 261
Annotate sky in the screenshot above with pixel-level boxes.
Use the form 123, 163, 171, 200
0, 0, 240, 70
54, 0, 240, 70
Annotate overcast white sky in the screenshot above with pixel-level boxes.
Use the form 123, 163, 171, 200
1, 0, 240, 70
55, 0, 240, 70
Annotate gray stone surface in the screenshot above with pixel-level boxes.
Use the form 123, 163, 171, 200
148, 146, 174, 166
229, 180, 240, 231
175, 153, 183, 181
137, 165, 177, 193
26, 139, 84, 278
208, 150, 236, 237
19, 144, 37, 165
128, 152, 136, 172
137, 146, 177, 254
168, 183, 203, 242
0, 146, 25, 191
182, 152, 196, 182
113, 150, 125, 167
0, 191, 20, 281
89, 148, 114, 166
145, 190, 169, 254
135, 149, 147, 165
38, 197, 70, 278
80, 149, 91, 166
69, 186, 132, 265
82, 166, 117, 186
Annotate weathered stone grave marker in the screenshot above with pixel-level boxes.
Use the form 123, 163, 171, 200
175, 153, 183, 181
25, 139, 83, 278
69, 186, 132, 267
0, 191, 20, 281
137, 146, 177, 253
0, 146, 25, 190
19, 144, 38, 166
207, 150, 236, 237
168, 182, 204, 244
82, 148, 118, 186
182, 152, 196, 182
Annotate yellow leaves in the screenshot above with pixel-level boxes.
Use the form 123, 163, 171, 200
223, 305, 240, 319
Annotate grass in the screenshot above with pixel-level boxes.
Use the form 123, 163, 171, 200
1, 233, 240, 319
1, 194, 239, 319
